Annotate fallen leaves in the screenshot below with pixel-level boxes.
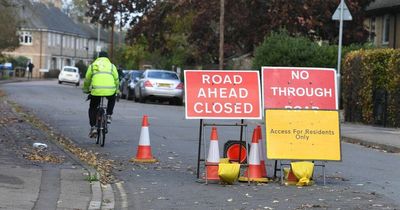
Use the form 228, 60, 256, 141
0, 117, 21, 125
6, 100, 115, 184
55, 136, 115, 184
25, 149, 64, 163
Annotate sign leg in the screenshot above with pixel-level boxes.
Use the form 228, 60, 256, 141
196, 119, 203, 179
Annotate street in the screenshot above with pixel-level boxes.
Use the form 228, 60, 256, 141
2, 80, 400, 209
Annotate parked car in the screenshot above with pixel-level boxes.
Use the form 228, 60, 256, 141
120, 70, 132, 80
134, 69, 184, 105
58, 66, 80, 86
120, 70, 143, 100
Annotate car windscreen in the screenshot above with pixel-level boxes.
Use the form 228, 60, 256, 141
147, 71, 178, 80
64, 68, 77, 73
131, 72, 142, 79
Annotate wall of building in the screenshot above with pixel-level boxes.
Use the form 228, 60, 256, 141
366, 13, 400, 49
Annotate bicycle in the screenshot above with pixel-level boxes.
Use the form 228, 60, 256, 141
95, 96, 108, 147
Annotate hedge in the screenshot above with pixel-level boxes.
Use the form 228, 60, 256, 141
252, 30, 369, 70
342, 48, 400, 127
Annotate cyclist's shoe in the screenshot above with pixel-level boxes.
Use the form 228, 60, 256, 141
107, 115, 112, 124
89, 127, 97, 138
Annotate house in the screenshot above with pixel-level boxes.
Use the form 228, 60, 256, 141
365, 0, 400, 48
2, 0, 110, 78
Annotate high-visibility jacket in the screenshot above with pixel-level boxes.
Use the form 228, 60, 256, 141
83, 57, 119, 96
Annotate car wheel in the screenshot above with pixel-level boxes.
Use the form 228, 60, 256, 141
139, 91, 146, 103
170, 98, 183, 106
127, 89, 133, 100
133, 91, 139, 102
76, 82, 79, 87
121, 92, 126, 99
176, 98, 183, 106
58, 80, 62, 84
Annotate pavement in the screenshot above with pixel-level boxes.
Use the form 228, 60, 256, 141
0, 77, 110, 210
0, 77, 399, 209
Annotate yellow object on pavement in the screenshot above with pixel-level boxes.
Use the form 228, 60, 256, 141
220, 158, 230, 164
290, 161, 314, 186
218, 163, 240, 184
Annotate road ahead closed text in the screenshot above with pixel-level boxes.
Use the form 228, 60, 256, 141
185, 70, 262, 119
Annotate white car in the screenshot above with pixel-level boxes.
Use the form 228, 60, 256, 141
58, 66, 80, 86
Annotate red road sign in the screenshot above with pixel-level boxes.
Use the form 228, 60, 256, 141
262, 67, 337, 109
185, 70, 262, 119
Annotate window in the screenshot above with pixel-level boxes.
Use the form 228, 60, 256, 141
71, 37, 74, 49
52, 33, 56, 46
148, 71, 178, 80
57, 34, 61, 45
63, 67, 77, 73
369, 17, 376, 43
382, 15, 390, 44
19, 31, 32, 45
48, 33, 52, 46
65, 36, 69, 48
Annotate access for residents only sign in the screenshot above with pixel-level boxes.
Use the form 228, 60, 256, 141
262, 67, 338, 109
184, 70, 262, 119
265, 109, 341, 161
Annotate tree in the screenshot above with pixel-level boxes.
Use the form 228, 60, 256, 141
86, 0, 154, 28
63, 0, 88, 23
86, 0, 154, 61
0, 0, 20, 53
127, 0, 373, 66
265, 0, 373, 45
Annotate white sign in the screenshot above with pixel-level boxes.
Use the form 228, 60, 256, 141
332, 1, 352, 21
96, 45, 102, 52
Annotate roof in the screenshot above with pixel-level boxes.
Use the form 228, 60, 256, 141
14, 0, 115, 42
366, 0, 400, 15
16, 0, 88, 36
76, 22, 109, 42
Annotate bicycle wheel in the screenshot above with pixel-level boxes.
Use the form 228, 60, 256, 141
96, 125, 101, 144
96, 112, 103, 145
100, 115, 106, 147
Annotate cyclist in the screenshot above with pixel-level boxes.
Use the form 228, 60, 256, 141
83, 51, 119, 138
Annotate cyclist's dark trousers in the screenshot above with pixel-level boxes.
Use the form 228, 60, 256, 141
89, 95, 116, 127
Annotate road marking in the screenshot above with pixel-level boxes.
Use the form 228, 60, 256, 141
115, 182, 128, 210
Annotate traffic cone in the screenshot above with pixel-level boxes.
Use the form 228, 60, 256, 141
239, 128, 268, 183
257, 125, 267, 178
285, 169, 298, 185
130, 115, 157, 163
205, 127, 220, 181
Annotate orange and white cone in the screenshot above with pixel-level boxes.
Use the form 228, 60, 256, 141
239, 128, 268, 183
205, 127, 220, 181
257, 125, 267, 178
130, 115, 157, 163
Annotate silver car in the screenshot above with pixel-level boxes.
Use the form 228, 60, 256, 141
134, 69, 184, 105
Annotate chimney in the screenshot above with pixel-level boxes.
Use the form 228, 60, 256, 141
40, 0, 62, 9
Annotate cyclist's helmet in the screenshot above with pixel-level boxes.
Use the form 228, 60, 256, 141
98, 51, 108, 58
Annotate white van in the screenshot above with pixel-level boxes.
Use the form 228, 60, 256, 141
58, 66, 80, 86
